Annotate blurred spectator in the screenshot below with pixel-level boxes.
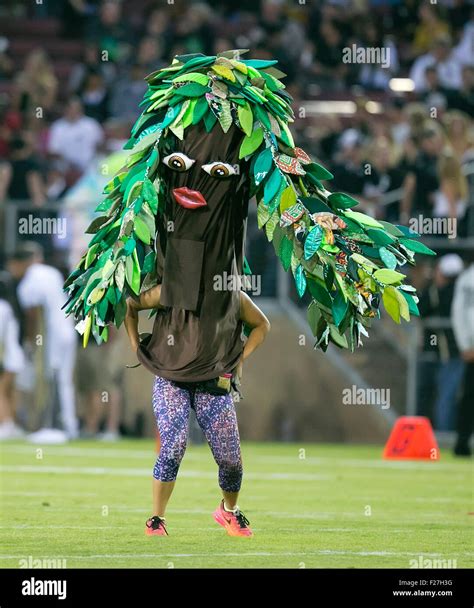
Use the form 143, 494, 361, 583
109, 63, 147, 124
0, 132, 46, 206
76, 332, 122, 441
0, 272, 25, 440
13, 49, 58, 118
79, 70, 109, 123
401, 123, 445, 221
68, 41, 116, 94
356, 21, 399, 91
7, 242, 78, 440
48, 98, 103, 174
451, 252, 474, 456
363, 136, 404, 221
173, 3, 216, 57
443, 110, 474, 167
135, 36, 164, 74
86, 0, 133, 64
447, 66, 474, 117
413, 3, 451, 55
410, 34, 463, 93
417, 254, 465, 431
433, 148, 469, 231
0, 36, 14, 81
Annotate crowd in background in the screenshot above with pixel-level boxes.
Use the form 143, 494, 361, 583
0, 0, 473, 445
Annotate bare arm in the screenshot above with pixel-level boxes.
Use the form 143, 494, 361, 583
124, 284, 163, 352
239, 291, 271, 362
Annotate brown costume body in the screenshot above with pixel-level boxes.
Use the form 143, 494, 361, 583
137, 124, 249, 381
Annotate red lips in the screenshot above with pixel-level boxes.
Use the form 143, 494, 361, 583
172, 187, 207, 209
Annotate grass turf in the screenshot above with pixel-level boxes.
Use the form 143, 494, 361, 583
0, 440, 472, 569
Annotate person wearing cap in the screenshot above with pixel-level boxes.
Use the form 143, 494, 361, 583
417, 254, 465, 431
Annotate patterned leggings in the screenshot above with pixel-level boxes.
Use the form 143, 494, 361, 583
152, 375, 243, 492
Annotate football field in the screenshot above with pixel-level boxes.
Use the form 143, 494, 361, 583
0, 440, 472, 569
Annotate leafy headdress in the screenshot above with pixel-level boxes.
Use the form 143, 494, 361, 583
63, 50, 435, 350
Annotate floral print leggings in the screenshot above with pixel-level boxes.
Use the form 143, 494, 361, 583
152, 375, 243, 492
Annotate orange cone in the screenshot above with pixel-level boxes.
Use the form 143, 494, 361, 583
383, 416, 439, 460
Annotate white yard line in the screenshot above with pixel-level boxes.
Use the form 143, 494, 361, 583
0, 550, 471, 560
0, 465, 331, 481
1, 445, 469, 471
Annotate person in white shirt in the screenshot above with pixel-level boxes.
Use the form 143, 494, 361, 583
48, 97, 103, 173
0, 275, 25, 440
7, 243, 78, 439
410, 34, 463, 92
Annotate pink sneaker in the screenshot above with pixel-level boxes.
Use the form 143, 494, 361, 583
145, 516, 168, 536
213, 500, 253, 537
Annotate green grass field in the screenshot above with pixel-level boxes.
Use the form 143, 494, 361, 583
0, 440, 472, 569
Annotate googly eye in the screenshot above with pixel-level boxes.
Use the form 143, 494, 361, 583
202, 162, 237, 178
162, 152, 195, 172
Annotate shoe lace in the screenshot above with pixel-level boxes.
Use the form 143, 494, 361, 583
147, 516, 166, 530
234, 510, 250, 528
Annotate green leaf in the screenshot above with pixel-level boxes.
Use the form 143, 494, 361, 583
192, 96, 209, 125
328, 192, 359, 209
400, 290, 420, 316
257, 201, 271, 228
279, 186, 297, 212
382, 285, 401, 323
306, 162, 334, 181
343, 210, 384, 228
174, 83, 210, 97
237, 102, 253, 137
264, 168, 283, 204
328, 324, 349, 349
304, 225, 323, 260
265, 210, 279, 241
400, 238, 436, 256
134, 216, 151, 244
365, 228, 396, 247
294, 264, 307, 297
203, 110, 217, 132
307, 301, 321, 336
332, 290, 349, 328
307, 278, 332, 309
373, 269, 406, 285
279, 235, 293, 271
379, 246, 397, 270
173, 72, 209, 85
239, 127, 264, 159
253, 148, 273, 185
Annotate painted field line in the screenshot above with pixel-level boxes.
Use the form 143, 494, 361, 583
0, 550, 471, 559
2, 445, 470, 472
0, 465, 331, 481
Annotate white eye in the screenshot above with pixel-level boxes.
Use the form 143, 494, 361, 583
202, 162, 237, 178
162, 152, 195, 172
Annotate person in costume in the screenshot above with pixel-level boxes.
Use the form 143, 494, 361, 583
63, 50, 435, 537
